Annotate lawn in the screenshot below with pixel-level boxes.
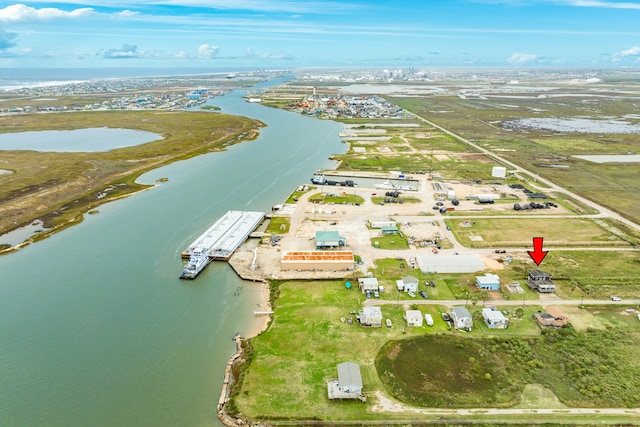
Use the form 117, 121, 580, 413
265, 217, 290, 234
449, 217, 631, 248
371, 234, 409, 250
308, 192, 364, 204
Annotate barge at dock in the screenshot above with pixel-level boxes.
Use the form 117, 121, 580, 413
180, 210, 265, 280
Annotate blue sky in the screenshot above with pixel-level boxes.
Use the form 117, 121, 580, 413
1, 0, 640, 68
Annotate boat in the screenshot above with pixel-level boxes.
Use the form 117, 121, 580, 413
374, 180, 396, 190
180, 247, 210, 279
311, 174, 327, 185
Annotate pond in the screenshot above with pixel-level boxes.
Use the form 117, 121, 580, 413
0, 128, 162, 152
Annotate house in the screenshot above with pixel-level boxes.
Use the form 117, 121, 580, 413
358, 277, 379, 292
315, 230, 346, 249
327, 362, 365, 401
358, 306, 383, 328
481, 308, 508, 329
476, 273, 501, 291
405, 309, 423, 327
451, 306, 473, 331
535, 306, 568, 328
396, 276, 418, 293
527, 270, 556, 293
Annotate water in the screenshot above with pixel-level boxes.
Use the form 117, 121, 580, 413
0, 128, 161, 152
0, 77, 344, 426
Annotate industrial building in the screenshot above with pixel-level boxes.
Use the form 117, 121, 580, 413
280, 250, 354, 271
315, 231, 346, 249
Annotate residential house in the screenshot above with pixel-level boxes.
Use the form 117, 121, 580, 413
476, 273, 501, 291
535, 306, 569, 328
481, 308, 509, 329
315, 230, 346, 249
358, 306, 383, 328
358, 277, 379, 293
405, 309, 423, 327
451, 306, 473, 331
527, 270, 556, 293
396, 276, 418, 293
327, 362, 365, 401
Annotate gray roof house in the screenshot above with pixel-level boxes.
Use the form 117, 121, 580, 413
358, 277, 379, 292
327, 362, 366, 401
451, 306, 473, 331
396, 276, 418, 292
405, 309, 423, 327
482, 308, 508, 329
527, 270, 556, 293
358, 306, 383, 328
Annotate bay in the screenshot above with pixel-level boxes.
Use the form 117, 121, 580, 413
0, 77, 344, 426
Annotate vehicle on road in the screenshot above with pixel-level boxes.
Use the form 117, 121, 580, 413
611, 296, 622, 301
495, 249, 506, 254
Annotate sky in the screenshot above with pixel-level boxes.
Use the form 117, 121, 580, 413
1, 0, 640, 69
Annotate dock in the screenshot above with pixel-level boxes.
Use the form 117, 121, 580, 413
182, 210, 265, 260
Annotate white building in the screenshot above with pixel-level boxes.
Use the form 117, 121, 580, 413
358, 277, 379, 292
405, 309, 423, 327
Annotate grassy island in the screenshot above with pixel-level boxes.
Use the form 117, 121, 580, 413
0, 110, 262, 251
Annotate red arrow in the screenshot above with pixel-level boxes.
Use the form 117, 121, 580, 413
528, 237, 548, 266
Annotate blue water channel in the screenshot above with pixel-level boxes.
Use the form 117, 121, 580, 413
0, 77, 345, 426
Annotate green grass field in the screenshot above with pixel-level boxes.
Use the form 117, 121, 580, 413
448, 217, 632, 248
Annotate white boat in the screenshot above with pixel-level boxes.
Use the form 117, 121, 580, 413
311, 174, 327, 185
374, 181, 396, 190
180, 247, 210, 279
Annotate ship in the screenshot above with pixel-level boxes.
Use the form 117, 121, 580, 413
180, 247, 211, 280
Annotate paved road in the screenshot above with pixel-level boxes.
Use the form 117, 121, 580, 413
363, 297, 639, 307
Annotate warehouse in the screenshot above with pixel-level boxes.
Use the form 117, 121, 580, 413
281, 250, 354, 271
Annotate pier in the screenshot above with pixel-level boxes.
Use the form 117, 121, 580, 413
182, 210, 265, 260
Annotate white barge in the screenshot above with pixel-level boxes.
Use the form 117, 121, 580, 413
180, 210, 265, 279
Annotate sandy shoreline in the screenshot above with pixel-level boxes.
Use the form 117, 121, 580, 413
243, 281, 272, 339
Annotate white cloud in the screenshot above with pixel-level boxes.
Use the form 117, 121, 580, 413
115, 10, 139, 18
0, 4, 94, 22
103, 44, 139, 59
563, 0, 640, 10
612, 46, 640, 62
506, 52, 538, 64
197, 44, 220, 58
